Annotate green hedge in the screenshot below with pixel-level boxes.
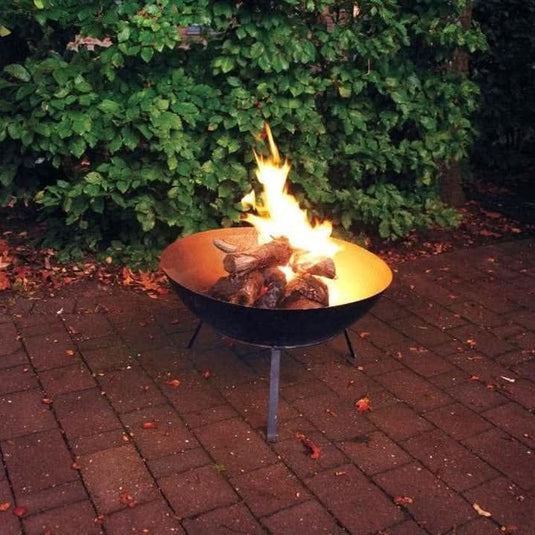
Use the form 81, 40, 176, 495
0, 0, 485, 265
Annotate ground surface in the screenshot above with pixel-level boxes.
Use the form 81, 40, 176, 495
0, 235, 534, 534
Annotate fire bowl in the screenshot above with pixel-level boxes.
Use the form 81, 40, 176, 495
160, 227, 393, 348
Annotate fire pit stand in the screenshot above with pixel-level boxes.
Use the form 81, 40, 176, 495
186, 320, 357, 441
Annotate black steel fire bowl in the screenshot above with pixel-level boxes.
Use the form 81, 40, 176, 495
160, 227, 393, 348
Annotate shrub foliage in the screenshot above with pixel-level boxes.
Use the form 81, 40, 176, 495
0, 0, 485, 263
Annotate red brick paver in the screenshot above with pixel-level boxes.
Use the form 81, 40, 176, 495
307, 464, 404, 534
159, 464, 238, 518
79, 445, 159, 514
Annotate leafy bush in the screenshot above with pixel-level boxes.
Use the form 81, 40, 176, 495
471, 0, 535, 172
0, 0, 485, 264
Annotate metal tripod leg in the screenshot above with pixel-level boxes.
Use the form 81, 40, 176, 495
186, 321, 203, 349
267, 347, 281, 442
344, 328, 357, 364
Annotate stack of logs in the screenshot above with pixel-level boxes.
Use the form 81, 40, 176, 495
208, 236, 336, 309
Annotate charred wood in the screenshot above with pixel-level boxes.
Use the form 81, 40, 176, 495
255, 268, 287, 309
210, 271, 263, 306
284, 273, 329, 307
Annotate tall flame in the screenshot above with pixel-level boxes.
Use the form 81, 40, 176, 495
241, 125, 338, 258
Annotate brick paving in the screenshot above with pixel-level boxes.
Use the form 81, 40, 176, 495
0, 237, 534, 534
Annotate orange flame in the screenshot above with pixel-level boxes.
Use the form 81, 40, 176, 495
241, 124, 339, 259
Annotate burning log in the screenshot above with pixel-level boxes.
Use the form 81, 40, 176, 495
223, 237, 292, 275
255, 268, 287, 309
284, 273, 329, 307
291, 252, 336, 279
210, 271, 263, 306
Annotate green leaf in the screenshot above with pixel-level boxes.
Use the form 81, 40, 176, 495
340, 212, 352, 230
172, 102, 198, 116
0, 164, 17, 187
227, 77, 241, 87
74, 75, 92, 93
33, 0, 44, 9
0, 26, 11, 37
141, 47, 154, 63
84, 172, 102, 184
97, 99, 121, 115
4, 64, 31, 82
378, 219, 390, 238
214, 56, 234, 73
70, 138, 86, 157
7, 122, 22, 139
117, 26, 130, 43
214, 3, 232, 17
91, 197, 105, 214
33, 122, 51, 137
250, 42, 265, 59
72, 113, 92, 134
52, 68, 70, 86
117, 181, 129, 193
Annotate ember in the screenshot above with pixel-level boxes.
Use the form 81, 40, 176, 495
207, 124, 339, 309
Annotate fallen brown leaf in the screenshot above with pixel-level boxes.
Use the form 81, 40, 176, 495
121, 267, 135, 286
355, 396, 371, 413
479, 229, 502, 238
165, 379, 181, 388
0, 501, 11, 511
141, 422, 156, 429
119, 491, 136, 508
394, 496, 414, 505
482, 210, 502, 219
0, 271, 10, 291
296, 432, 321, 460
